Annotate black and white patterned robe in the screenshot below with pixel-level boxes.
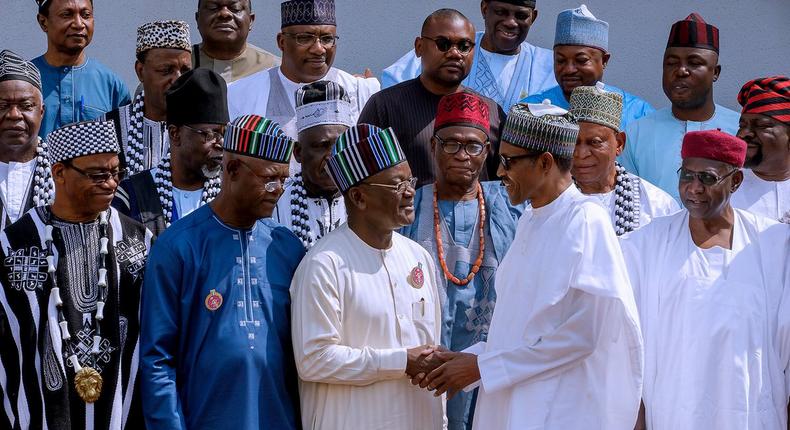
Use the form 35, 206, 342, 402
0, 206, 152, 430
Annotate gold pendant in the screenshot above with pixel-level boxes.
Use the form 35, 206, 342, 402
74, 367, 103, 403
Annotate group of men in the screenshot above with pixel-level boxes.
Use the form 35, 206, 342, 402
0, 0, 788, 429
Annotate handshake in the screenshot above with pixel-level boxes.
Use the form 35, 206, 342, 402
404, 345, 481, 399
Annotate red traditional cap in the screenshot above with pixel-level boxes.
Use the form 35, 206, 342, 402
737, 76, 790, 125
681, 130, 746, 167
667, 13, 719, 53
434, 92, 491, 137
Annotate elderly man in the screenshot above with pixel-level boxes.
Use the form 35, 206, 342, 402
730, 76, 790, 222
382, 0, 555, 109
141, 115, 304, 429
621, 13, 740, 200
192, 0, 280, 83
273, 81, 353, 248
359, 9, 506, 188
0, 50, 55, 232
417, 102, 643, 429
569, 83, 678, 234
102, 20, 192, 176
112, 69, 228, 236
290, 124, 444, 429
621, 129, 790, 429
0, 120, 152, 429
521, 5, 653, 130
32, 0, 130, 138
400, 91, 523, 429
228, 0, 379, 141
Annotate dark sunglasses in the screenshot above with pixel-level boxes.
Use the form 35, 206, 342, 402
677, 167, 738, 187
421, 36, 475, 54
499, 153, 537, 170
66, 163, 125, 184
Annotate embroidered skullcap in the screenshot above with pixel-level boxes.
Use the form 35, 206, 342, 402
46, 120, 120, 164
501, 100, 579, 159
295, 81, 354, 133
0, 50, 42, 91
554, 4, 609, 52
281, 0, 336, 28
737, 76, 790, 125
570, 82, 623, 132
325, 124, 407, 192
136, 20, 192, 55
667, 13, 719, 53
434, 92, 491, 137
681, 130, 746, 168
483, 0, 536, 6
166, 68, 229, 126
224, 115, 295, 163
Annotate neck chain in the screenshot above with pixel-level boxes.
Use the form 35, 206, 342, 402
433, 182, 486, 286
153, 153, 221, 228
577, 162, 641, 236
45, 208, 110, 404
125, 91, 147, 175
32, 138, 55, 206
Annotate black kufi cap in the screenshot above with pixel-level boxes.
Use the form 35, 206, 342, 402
165, 68, 229, 126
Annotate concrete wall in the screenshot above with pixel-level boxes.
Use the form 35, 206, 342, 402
3, 0, 788, 110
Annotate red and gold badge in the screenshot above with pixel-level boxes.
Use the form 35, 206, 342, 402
408, 262, 424, 289
204, 289, 223, 311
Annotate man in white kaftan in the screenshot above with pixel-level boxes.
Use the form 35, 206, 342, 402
418, 102, 643, 430
621, 129, 790, 429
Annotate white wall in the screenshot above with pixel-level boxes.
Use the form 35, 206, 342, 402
2, 0, 788, 110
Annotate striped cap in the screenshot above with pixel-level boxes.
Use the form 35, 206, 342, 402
223, 115, 295, 163
0, 50, 41, 91
737, 76, 790, 125
667, 13, 719, 53
501, 100, 579, 159
325, 124, 407, 192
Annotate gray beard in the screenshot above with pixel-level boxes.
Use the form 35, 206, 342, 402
201, 164, 222, 179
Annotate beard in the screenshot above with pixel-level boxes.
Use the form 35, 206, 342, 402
201, 164, 222, 179
743, 147, 763, 168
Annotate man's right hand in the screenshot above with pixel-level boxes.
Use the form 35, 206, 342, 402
405, 345, 448, 379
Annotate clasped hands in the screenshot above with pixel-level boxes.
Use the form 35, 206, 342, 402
405, 345, 481, 399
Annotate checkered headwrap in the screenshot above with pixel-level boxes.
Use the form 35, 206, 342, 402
737, 76, 790, 125
325, 124, 406, 192
281, 0, 336, 28
295, 81, 354, 133
667, 13, 719, 53
224, 115, 295, 163
46, 121, 120, 164
502, 101, 579, 159
0, 50, 42, 91
570, 82, 623, 132
136, 20, 192, 55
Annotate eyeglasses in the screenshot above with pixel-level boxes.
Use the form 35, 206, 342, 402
434, 135, 489, 156
237, 159, 292, 192
183, 124, 225, 144
362, 176, 418, 194
66, 163, 125, 184
499, 152, 537, 170
677, 167, 739, 187
421, 36, 475, 55
282, 32, 340, 48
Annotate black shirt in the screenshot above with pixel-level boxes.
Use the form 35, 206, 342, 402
358, 78, 506, 187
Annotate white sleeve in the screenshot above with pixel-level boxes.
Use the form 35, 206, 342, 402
476, 289, 615, 394
290, 256, 407, 386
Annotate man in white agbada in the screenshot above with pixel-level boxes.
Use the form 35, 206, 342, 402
416, 102, 643, 429
569, 83, 678, 235
730, 76, 790, 223
381, 0, 555, 109
227, 0, 379, 142
290, 124, 445, 429
621, 129, 790, 429
273, 80, 352, 248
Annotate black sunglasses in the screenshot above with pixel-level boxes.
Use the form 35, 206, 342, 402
66, 163, 125, 184
677, 167, 738, 187
421, 36, 475, 54
499, 153, 537, 170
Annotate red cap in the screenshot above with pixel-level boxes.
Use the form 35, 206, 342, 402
434, 92, 491, 137
681, 130, 747, 167
738, 76, 790, 125
667, 12, 719, 53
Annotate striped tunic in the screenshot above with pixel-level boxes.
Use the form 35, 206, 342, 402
0, 206, 152, 430
290, 223, 445, 429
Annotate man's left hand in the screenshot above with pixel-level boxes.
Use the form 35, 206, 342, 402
423, 351, 480, 399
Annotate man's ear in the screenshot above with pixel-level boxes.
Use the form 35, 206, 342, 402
730, 170, 744, 193
37, 14, 47, 33
602, 52, 611, 69
276, 33, 286, 52
168, 125, 180, 146
293, 141, 303, 164
51, 163, 66, 185
346, 186, 366, 210
414, 37, 424, 58
134, 61, 144, 83
615, 131, 626, 157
